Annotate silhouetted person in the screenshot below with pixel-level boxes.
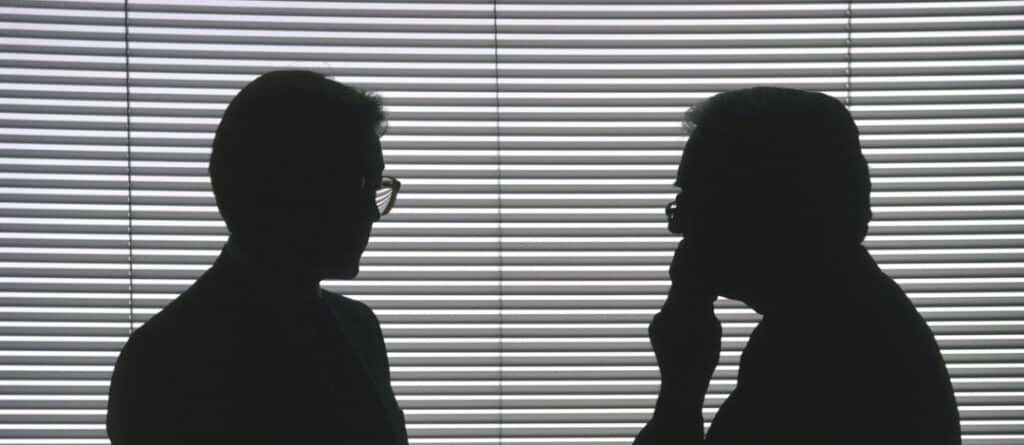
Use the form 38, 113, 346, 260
106, 71, 407, 444
635, 87, 961, 444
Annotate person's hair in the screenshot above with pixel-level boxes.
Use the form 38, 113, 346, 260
680, 86, 872, 245
209, 70, 385, 235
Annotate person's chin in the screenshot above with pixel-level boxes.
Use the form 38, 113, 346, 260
318, 259, 361, 280
716, 282, 751, 303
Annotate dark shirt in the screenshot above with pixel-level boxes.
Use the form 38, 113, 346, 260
106, 243, 407, 444
703, 265, 961, 444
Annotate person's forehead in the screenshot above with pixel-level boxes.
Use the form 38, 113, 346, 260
361, 133, 384, 172
675, 128, 704, 188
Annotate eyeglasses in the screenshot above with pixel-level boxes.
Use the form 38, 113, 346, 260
375, 176, 401, 216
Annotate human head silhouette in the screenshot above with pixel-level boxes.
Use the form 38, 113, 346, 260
673, 87, 872, 306
209, 70, 386, 280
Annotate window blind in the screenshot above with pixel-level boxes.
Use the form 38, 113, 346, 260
1, 0, 130, 441
1, 1, 1022, 444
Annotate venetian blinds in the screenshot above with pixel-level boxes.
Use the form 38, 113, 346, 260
0, 0, 1021, 444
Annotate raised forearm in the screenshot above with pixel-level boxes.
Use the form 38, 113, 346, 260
635, 241, 720, 444
650, 378, 707, 442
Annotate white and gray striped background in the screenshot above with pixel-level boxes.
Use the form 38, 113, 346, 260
2, 0, 1023, 443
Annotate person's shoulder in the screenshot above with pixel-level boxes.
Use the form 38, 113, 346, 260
116, 284, 203, 363
321, 289, 377, 317
110, 296, 192, 388
320, 289, 382, 329
121, 269, 239, 359
849, 274, 933, 340
142, 273, 215, 327
319, 289, 394, 380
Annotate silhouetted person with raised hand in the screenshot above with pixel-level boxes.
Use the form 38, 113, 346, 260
635, 87, 961, 444
107, 71, 407, 444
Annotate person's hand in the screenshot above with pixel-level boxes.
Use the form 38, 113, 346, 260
650, 300, 721, 399
668, 240, 718, 308
651, 241, 722, 399
636, 241, 721, 444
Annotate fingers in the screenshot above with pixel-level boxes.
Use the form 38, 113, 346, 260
669, 241, 718, 303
